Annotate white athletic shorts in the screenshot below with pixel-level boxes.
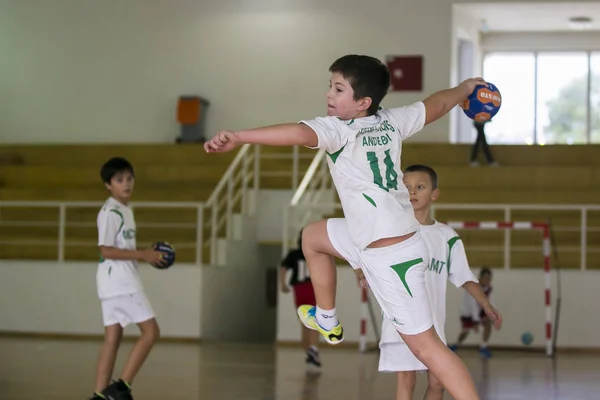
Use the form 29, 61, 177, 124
379, 343, 427, 372
327, 218, 433, 335
101, 292, 155, 327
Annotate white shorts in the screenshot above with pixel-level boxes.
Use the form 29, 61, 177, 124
101, 292, 155, 327
327, 218, 433, 335
379, 343, 427, 372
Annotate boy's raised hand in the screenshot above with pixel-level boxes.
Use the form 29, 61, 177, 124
459, 77, 489, 96
204, 130, 242, 153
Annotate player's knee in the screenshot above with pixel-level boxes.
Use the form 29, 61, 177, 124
149, 324, 161, 342
140, 320, 160, 342
301, 221, 324, 255
103, 325, 123, 348
104, 333, 122, 348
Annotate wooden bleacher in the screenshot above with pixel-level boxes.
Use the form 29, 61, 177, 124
1, 143, 599, 269
0, 144, 315, 262
407, 144, 600, 270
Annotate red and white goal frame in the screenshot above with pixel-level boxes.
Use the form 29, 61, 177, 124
359, 221, 553, 357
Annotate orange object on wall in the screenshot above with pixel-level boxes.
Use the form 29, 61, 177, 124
177, 97, 201, 124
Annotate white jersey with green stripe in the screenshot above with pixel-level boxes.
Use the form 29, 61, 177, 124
300, 102, 425, 250
96, 197, 144, 299
380, 221, 478, 345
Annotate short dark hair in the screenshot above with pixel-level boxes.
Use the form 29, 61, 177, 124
100, 157, 134, 184
403, 164, 438, 189
480, 267, 492, 278
329, 54, 390, 115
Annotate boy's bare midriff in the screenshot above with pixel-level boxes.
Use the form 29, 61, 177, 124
367, 231, 416, 248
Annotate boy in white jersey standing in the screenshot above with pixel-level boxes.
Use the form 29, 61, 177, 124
205, 54, 487, 400
356, 165, 502, 400
90, 157, 165, 400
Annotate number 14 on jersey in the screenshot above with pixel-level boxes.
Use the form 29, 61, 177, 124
367, 149, 399, 191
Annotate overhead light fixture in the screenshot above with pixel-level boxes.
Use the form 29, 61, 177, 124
568, 16, 593, 30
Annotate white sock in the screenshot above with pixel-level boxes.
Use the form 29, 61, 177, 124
309, 345, 318, 353
316, 307, 338, 330
480, 342, 488, 349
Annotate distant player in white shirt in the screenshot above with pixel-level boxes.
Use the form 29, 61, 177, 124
356, 165, 502, 400
205, 54, 489, 400
90, 157, 167, 400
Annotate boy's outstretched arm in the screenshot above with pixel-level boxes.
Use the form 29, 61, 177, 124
462, 281, 503, 329
204, 124, 318, 153
422, 77, 488, 126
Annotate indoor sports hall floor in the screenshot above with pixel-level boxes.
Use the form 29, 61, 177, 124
1, 337, 599, 399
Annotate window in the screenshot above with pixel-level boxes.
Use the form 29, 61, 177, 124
536, 53, 588, 145
591, 53, 600, 144
482, 53, 536, 144
482, 51, 599, 144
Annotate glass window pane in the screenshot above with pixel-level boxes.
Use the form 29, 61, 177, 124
536, 53, 589, 145
591, 53, 600, 144
483, 53, 535, 144
483, 53, 536, 144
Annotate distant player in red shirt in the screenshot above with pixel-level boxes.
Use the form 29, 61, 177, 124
280, 230, 321, 370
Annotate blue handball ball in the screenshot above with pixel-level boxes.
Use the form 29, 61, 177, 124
521, 331, 534, 346
461, 82, 502, 122
153, 241, 176, 269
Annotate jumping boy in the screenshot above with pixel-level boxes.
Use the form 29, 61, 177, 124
355, 165, 502, 400
205, 54, 487, 399
90, 157, 165, 400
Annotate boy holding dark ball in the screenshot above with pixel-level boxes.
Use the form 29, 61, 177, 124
90, 157, 167, 400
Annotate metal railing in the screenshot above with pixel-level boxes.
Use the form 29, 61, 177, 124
0, 143, 314, 265
282, 149, 334, 256
203, 144, 259, 264
261, 145, 315, 190
431, 203, 600, 270
0, 200, 206, 264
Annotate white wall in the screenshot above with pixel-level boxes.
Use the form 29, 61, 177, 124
255, 189, 336, 244
4, 0, 600, 145
0, 0, 454, 144
200, 214, 277, 342
0, 215, 275, 342
2, 258, 599, 349
0, 261, 202, 338
277, 267, 600, 350
481, 31, 600, 52
256, 190, 295, 243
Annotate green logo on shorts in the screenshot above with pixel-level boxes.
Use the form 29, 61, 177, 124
390, 258, 423, 298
